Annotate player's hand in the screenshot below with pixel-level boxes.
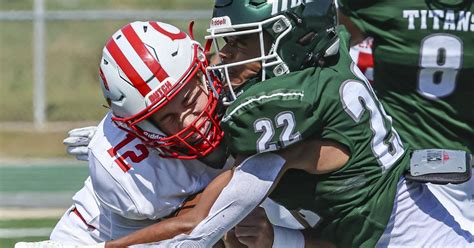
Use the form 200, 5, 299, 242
231, 207, 274, 248
223, 228, 247, 248
63, 126, 97, 161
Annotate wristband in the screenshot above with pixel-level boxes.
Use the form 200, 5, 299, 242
272, 225, 305, 248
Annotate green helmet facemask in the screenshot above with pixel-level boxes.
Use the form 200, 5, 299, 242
206, 0, 339, 104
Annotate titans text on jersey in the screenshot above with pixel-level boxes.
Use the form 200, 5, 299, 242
403, 9, 474, 31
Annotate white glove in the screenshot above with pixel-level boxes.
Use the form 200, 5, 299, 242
63, 126, 97, 161
15, 241, 105, 248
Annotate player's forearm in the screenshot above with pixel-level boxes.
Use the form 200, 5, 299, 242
162, 153, 287, 246
105, 170, 234, 248
105, 215, 197, 248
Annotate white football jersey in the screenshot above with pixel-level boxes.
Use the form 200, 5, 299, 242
50, 176, 111, 244
87, 112, 228, 239
51, 112, 231, 243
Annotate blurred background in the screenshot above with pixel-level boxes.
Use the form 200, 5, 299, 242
0, 0, 213, 245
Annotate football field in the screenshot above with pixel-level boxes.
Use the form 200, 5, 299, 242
0, 161, 88, 247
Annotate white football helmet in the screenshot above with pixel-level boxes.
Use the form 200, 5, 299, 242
99, 21, 223, 159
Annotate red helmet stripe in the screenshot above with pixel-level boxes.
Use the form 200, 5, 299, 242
122, 24, 169, 83
106, 36, 152, 96
99, 67, 109, 91
149, 22, 187, 41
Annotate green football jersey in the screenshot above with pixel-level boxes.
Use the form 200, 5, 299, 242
221, 28, 410, 247
338, 0, 474, 153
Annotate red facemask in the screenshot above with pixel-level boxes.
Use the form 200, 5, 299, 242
112, 44, 224, 159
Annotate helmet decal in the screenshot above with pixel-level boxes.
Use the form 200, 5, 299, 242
146, 80, 173, 105
210, 16, 232, 29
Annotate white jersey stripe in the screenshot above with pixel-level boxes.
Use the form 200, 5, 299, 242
222, 92, 304, 123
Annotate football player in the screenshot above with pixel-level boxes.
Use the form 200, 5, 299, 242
36, 2, 473, 247
16, 20, 231, 247
16, 20, 308, 248
338, 0, 474, 234
121, 1, 472, 247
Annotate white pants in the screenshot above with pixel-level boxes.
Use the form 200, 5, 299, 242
428, 169, 474, 234
50, 206, 105, 245
377, 179, 474, 247
50, 177, 111, 245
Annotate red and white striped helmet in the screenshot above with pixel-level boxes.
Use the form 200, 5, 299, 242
99, 21, 223, 159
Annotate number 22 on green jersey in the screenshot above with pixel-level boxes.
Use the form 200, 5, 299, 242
252, 66, 405, 172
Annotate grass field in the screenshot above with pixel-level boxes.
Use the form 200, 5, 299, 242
0, 0, 213, 11
0, 218, 59, 247
0, 128, 80, 158
0, 163, 88, 247
0, 19, 211, 122
1, 0, 212, 122
0, 0, 213, 171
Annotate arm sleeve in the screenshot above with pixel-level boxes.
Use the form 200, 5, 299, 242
159, 153, 287, 248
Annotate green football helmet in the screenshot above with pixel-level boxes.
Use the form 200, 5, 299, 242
206, 0, 339, 104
